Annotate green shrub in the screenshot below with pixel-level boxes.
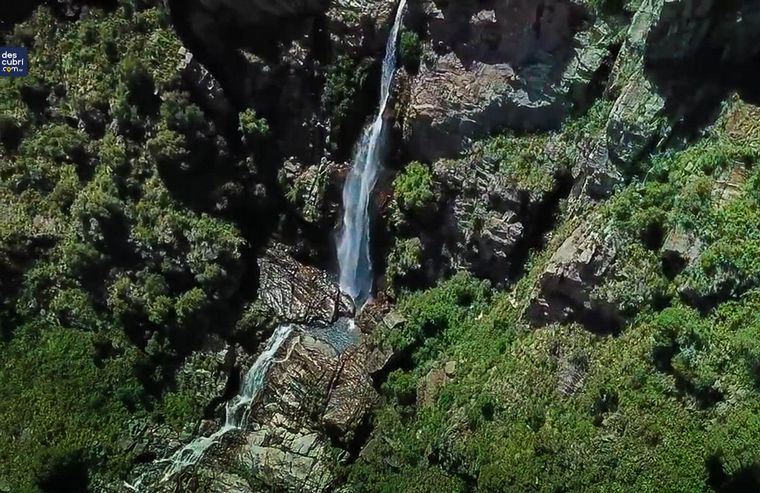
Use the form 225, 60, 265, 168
147, 128, 188, 168
386, 237, 423, 298
399, 31, 422, 72
323, 55, 371, 134
394, 161, 434, 212
0, 323, 145, 491
174, 287, 208, 325
482, 132, 558, 193
383, 369, 417, 405
238, 108, 270, 139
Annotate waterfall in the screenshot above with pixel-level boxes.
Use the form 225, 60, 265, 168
131, 324, 296, 486
127, 5, 409, 488
337, 0, 408, 306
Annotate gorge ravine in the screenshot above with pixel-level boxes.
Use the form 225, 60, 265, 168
133, 0, 408, 486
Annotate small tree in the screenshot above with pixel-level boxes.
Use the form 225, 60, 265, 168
393, 161, 434, 212
238, 108, 270, 141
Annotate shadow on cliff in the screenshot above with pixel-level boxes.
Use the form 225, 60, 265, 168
648, 53, 760, 141
642, 0, 760, 148
427, 0, 589, 70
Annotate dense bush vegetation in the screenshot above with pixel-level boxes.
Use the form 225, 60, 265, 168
347, 98, 760, 492
0, 2, 262, 490
393, 161, 434, 212
323, 54, 372, 145
399, 30, 422, 72
349, 270, 760, 492
3, 0, 760, 492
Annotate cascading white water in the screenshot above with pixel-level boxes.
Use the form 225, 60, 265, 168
337, 0, 408, 306
153, 324, 296, 484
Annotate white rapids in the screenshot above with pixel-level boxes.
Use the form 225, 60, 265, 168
161, 324, 295, 480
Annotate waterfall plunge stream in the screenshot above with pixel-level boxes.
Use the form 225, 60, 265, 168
337, 0, 407, 306
126, 325, 295, 489
132, 2, 408, 487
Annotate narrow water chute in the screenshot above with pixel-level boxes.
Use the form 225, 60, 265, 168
337, 0, 408, 306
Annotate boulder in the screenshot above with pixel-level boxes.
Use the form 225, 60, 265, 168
417, 368, 449, 407
528, 217, 622, 333
256, 243, 354, 325
661, 227, 702, 278
570, 139, 623, 200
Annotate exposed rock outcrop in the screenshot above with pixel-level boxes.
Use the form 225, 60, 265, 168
254, 242, 354, 326
646, 0, 760, 66
606, 0, 760, 168
402, 0, 611, 161
661, 228, 702, 280
528, 217, 622, 333
606, 70, 668, 166
129, 325, 387, 493
432, 153, 529, 283
570, 138, 623, 200
391, 133, 570, 287
605, 0, 668, 166
327, 0, 397, 52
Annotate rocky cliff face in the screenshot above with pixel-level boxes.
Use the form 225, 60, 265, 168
122, 240, 398, 492
402, 0, 611, 161
169, 0, 397, 167
119, 0, 760, 490
254, 242, 354, 327
606, 0, 760, 167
